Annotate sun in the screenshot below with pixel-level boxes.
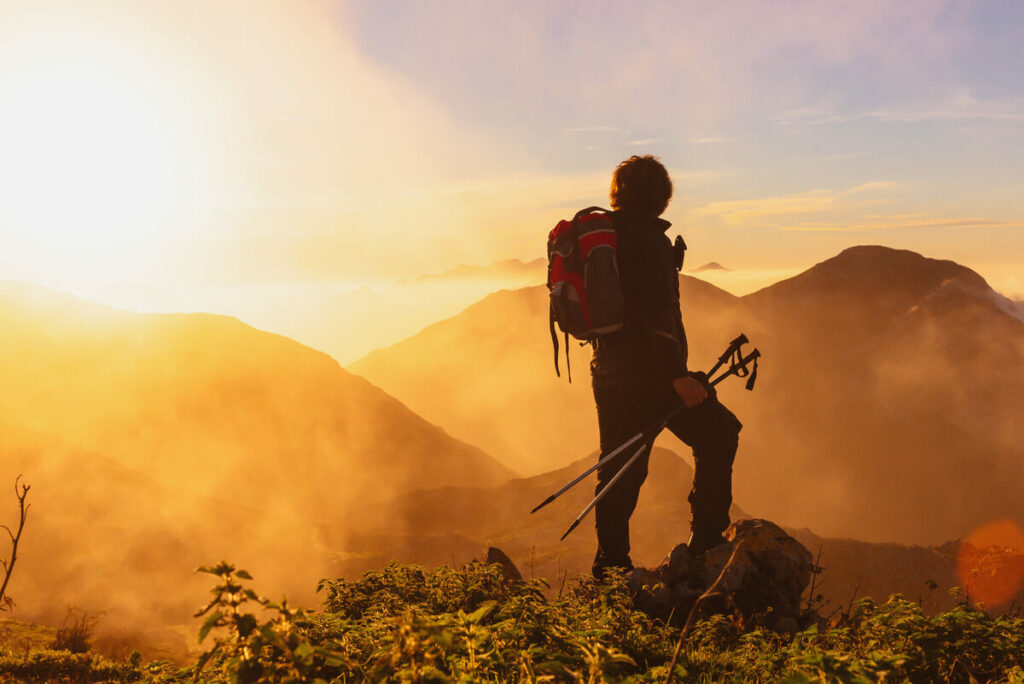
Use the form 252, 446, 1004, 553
0, 57, 195, 260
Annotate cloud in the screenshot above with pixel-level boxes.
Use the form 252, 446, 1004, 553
868, 94, 1024, 123
784, 217, 1024, 233
691, 182, 1024, 237
565, 126, 628, 135
692, 181, 904, 225
696, 191, 839, 224
778, 92, 1024, 129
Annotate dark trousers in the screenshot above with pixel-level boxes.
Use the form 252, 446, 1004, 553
591, 378, 742, 574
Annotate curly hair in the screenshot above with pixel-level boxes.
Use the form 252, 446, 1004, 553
609, 155, 673, 216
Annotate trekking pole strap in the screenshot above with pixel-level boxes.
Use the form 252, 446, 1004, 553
706, 333, 748, 380
709, 348, 761, 387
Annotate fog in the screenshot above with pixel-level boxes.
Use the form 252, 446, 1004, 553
0, 281, 511, 660
3, 246, 1022, 660
353, 247, 1024, 546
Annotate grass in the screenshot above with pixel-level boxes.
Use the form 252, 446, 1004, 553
1, 561, 1022, 682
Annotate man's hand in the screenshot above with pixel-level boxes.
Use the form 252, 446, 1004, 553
673, 375, 708, 408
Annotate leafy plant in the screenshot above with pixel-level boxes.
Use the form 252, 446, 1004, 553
191, 561, 1024, 683
192, 561, 349, 683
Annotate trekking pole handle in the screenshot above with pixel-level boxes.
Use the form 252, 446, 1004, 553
709, 348, 760, 387
707, 333, 748, 380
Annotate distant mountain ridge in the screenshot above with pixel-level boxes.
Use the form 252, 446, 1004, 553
0, 281, 515, 503
351, 245, 1024, 544
142, 258, 548, 364
406, 258, 546, 284
0, 280, 516, 645
329, 447, 747, 579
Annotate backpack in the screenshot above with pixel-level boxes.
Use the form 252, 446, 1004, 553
547, 206, 624, 380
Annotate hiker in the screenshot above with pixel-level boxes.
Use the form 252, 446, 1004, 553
589, 155, 742, 578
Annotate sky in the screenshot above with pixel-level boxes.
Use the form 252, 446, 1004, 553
0, 0, 1023, 304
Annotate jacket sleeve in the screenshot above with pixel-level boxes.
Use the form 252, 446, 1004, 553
668, 270, 689, 375
637, 233, 689, 378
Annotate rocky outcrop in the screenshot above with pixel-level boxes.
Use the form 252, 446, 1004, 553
630, 519, 815, 631
485, 546, 524, 582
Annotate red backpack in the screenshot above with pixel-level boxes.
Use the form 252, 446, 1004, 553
547, 206, 624, 380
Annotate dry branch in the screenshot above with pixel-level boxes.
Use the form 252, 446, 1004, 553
0, 475, 31, 611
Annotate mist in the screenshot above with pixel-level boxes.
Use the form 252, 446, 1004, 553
0, 281, 512, 660
352, 247, 1024, 546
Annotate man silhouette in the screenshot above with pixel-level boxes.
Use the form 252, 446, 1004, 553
590, 155, 742, 578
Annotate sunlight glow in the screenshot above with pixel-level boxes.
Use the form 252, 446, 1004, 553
0, 51, 197, 259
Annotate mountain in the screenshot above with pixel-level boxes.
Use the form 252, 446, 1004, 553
324, 442, 1024, 617
350, 276, 739, 477
0, 281, 513, 504
351, 246, 1024, 544
0, 282, 516, 654
694, 261, 730, 272
88, 259, 547, 364
325, 447, 747, 582
407, 258, 546, 284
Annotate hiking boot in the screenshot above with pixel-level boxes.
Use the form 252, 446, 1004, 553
687, 531, 727, 556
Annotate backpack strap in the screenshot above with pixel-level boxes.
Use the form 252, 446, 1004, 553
565, 331, 571, 383
550, 302, 561, 378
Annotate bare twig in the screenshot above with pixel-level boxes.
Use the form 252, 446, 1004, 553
0, 475, 31, 612
803, 545, 823, 614
664, 541, 746, 684
845, 580, 860, 617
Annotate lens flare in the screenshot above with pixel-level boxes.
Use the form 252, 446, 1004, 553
956, 519, 1024, 607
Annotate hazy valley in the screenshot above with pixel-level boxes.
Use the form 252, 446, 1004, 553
1, 246, 1023, 663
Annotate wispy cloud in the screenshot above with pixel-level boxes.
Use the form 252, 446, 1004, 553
696, 190, 839, 224
564, 125, 627, 134
693, 181, 906, 224
778, 93, 1024, 129
693, 181, 1023, 235
784, 217, 1024, 233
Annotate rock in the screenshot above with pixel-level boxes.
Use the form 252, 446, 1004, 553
628, 567, 660, 595
661, 543, 698, 585
485, 546, 523, 582
631, 519, 814, 630
775, 617, 800, 634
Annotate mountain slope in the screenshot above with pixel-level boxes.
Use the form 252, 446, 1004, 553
0, 281, 522, 656
329, 447, 748, 582
0, 281, 514, 517
350, 246, 1024, 544
350, 276, 738, 476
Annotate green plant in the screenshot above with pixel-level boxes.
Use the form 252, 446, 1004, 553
184, 560, 1024, 683
192, 561, 348, 683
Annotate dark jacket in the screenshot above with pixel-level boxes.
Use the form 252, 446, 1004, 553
590, 209, 688, 385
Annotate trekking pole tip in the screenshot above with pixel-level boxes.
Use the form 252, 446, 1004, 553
560, 520, 581, 541
530, 496, 556, 514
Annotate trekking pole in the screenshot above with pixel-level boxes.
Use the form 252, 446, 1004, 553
558, 441, 648, 541
530, 431, 646, 514
544, 348, 761, 540
708, 348, 760, 389
705, 333, 748, 380
529, 334, 754, 516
